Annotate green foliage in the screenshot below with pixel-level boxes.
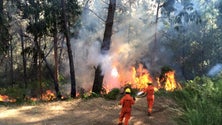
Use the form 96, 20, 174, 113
161, 66, 173, 74
0, 12, 10, 54
170, 76, 222, 125
104, 88, 120, 100
81, 92, 100, 100
0, 86, 26, 103
155, 88, 168, 96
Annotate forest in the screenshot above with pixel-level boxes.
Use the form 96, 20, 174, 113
0, 0, 222, 125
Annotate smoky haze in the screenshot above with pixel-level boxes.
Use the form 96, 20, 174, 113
67, 0, 218, 91
67, 0, 160, 91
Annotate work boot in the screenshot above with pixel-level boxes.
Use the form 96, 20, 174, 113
147, 112, 151, 116
118, 122, 123, 125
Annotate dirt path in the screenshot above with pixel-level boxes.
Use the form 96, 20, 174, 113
0, 96, 180, 125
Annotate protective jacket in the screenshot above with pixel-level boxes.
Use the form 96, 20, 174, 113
143, 85, 155, 114
118, 94, 135, 125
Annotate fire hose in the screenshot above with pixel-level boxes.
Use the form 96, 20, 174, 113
136, 91, 147, 98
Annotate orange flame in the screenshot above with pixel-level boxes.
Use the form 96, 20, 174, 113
158, 70, 182, 91
164, 71, 177, 91
0, 95, 16, 102
41, 90, 56, 101
104, 63, 181, 92
105, 63, 153, 91
111, 67, 119, 77
135, 64, 153, 90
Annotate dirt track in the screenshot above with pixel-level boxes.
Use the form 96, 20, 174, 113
0, 96, 180, 125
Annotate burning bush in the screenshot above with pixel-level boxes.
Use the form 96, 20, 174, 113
0, 86, 26, 103
105, 64, 181, 93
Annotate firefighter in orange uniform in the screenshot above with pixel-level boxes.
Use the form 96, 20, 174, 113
118, 88, 135, 125
143, 82, 155, 116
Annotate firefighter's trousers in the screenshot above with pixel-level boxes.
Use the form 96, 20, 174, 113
147, 96, 154, 114
119, 110, 131, 125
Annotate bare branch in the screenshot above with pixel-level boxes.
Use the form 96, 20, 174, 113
83, 7, 106, 22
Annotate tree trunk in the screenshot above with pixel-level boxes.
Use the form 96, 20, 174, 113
0, 0, 2, 15
43, 56, 62, 99
92, 0, 116, 94
10, 40, 14, 86
33, 36, 38, 81
151, 2, 160, 67
53, 22, 59, 92
38, 40, 43, 99
19, 29, 27, 88
35, 38, 62, 99
61, 0, 76, 98
53, 21, 62, 99
58, 37, 65, 72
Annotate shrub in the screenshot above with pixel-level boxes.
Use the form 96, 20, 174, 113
170, 76, 222, 125
104, 88, 120, 100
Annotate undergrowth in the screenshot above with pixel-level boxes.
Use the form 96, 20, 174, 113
170, 76, 222, 125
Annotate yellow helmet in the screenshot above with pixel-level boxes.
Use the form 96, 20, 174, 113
125, 88, 131, 93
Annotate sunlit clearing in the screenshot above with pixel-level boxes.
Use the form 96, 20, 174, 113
49, 105, 65, 111
0, 106, 33, 118
0, 104, 67, 124
0, 109, 20, 118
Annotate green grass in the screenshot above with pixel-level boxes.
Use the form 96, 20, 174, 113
169, 76, 222, 125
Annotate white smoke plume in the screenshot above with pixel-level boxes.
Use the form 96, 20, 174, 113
207, 64, 222, 77
66, 0, 220, 91
69, 0, 158, 91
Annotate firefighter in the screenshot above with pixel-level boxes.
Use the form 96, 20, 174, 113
143, 82, 155, 116
118, 88, 135, 125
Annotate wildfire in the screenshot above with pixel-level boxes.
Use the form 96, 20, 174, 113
41, 90, 56, 101
0, 95, 16, 102
111, 67, 119, 77
135, 64, 153, 90
164, 71, 177, 91
105, 63, 181, 92
29, 90, 56, 102
0, 90, 56, 103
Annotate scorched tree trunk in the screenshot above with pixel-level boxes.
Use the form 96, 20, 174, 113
92, 0, 116, 94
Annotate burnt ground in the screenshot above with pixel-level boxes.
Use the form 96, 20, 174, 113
0, 96, 181, 125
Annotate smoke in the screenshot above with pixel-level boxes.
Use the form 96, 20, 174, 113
207, 64, 222, 77
66, 0, 222, 92
69, 0, 174, 90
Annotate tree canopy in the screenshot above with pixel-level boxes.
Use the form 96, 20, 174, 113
0, 0, 222, 99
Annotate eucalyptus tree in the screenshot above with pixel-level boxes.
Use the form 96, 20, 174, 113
43, 0, 81, 98
15, 0, 63, 98
19, 0, 81, 98
0, 0, 10, 56
92, 0, 116, 94
18, 0, 46, 84
160, 0, 220, 79
0, 0, 19, 86
60, 0, 81, 98
43, 0, 62, 98
162, 0, 202, 79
